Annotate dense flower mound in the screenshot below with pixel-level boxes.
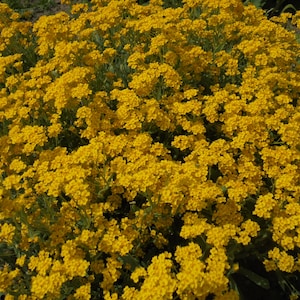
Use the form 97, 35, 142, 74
0, 0, 300, 299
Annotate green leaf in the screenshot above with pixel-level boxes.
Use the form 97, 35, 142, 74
250, 0, 266, 9
238, 266, 270, 290
118, 254, 140, 271
281, 4, 296, 13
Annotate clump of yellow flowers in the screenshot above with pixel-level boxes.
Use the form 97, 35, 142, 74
0, 0, 300, 299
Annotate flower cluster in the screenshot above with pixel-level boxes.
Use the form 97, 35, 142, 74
0, 0, 300, 299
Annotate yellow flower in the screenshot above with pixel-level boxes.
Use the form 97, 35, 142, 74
0, 54, 22, 82
0, 265, 19, 293
267, 247, 295, 273
272, 215, 300, 251
213, 200, 243, 226
71, 3, 89, 15
205, 247, 230, 290
235, 220, 260, 245
1, 0, 300, 298
100, 256, 122, 291
0, 223, 15, 244
31, 272, 67, 299
2, 174, 22, 190
16, 255, 26, 267
131, 267, 147, 283
8, 125, 47, 155
206, 224, 237, 248
180, 212, 210, 239
9, 158, 26, 173
28, 250, 52, 276
253, 193, 277, 219
74, 283, 91, 300
126, 252, 176, 299
175, 243, 206, 297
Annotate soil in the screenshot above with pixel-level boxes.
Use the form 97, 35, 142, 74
15, 0, 71, 22
31, 1, 70, 22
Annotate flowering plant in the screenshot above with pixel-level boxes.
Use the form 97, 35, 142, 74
0, 0, 300, 299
